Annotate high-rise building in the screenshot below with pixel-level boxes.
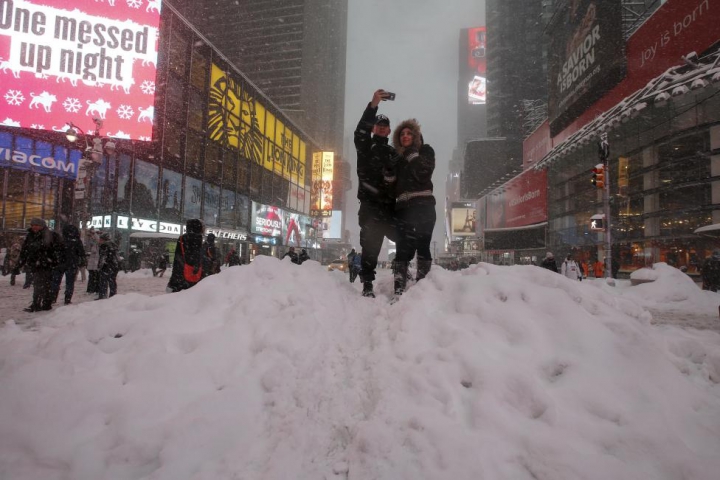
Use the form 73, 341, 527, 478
170, 0, 347, 156
485, 0, 553, 150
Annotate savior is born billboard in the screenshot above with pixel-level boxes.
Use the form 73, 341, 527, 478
548, 0, 626, 136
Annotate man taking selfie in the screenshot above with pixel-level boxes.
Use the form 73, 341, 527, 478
354, 89, 398, 298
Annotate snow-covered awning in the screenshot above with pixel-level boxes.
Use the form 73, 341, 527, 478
129, 232, 180, 240
484, 222, 548, 233
534, 49, 720, 171
694, 224, 720, 235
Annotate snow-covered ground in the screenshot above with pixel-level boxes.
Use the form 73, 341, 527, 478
1, 260, 719, 479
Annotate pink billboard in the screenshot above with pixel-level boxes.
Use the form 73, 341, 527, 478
0, 0, 161, 140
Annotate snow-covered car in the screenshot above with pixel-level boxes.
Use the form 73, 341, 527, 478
327, 259, 347, 272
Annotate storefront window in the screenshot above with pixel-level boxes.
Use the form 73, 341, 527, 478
203, 183, 220, 226
117, 154, 132, 213
160, 169, 183, 221
4, 169, 25, 229
237, 194, 250, 228
220, 189, 236, 227
133, 160, 159, 218
184, 176, 202, 219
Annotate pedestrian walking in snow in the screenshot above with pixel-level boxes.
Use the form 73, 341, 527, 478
5, 241, 22, 286
96, 233, 120, 300
541, 252, 558, 273
50, 224, 86, 305
561, 253, 582, 281
202, 233, 221, 277
167, 219, 205, 293
701, 250, 720, 292
85, 227, 100, 294
17, 218, 63, 312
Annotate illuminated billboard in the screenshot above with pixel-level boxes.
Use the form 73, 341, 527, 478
208, 64, 307, 188
466, 27, 486, 105
0, 0, 161, 140
310, 151, 334, 217
451, 202, 477, 237
321, 210, 342, 239
250, 201, 284, 237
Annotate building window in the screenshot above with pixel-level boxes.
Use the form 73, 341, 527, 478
184, 176, 202, 219
5, 169, 25, 229
160, 168, 183, 222
133, 159, 159, 219
205, 142, 222, 185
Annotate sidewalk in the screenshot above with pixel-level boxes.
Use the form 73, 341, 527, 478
0, 270, 169, 329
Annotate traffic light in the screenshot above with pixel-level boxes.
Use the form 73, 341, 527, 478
591, 164, 605, 189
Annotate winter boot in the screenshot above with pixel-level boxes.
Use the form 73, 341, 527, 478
393, 261, 409, 296
362, 281, 375, 298
416, 259, 432, 282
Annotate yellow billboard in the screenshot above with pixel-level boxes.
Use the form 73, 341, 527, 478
208, 64, 306, 188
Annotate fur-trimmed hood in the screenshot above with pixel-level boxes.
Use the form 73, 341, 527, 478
392, 118, 423, 156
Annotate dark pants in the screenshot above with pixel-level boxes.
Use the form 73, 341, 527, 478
51, 268, 78, 303
97, 269, 118, 299
395, 205, 436, 263
359, 203, 397, 283
31, 269, 53, 310
23, 270, 34, 288
87, 270, 99, 293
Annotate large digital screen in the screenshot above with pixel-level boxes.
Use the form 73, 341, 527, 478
466, 26, 486, 105
0, 0, 161, 140
251, 201, 284, 237
451, 202, 477, 237
310, 151, 334, 217
321, 210, 342, 239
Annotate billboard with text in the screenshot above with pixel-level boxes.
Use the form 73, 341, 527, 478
251, 201, 284, 238
0, 0, 161, 140
548, 0, 626, 135
485, 169, 547, 230
451, 202, 477, 237
466, 26, 486, 105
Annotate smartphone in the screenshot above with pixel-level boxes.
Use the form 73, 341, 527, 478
385, 92, 396, 101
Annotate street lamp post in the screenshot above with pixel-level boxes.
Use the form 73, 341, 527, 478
66, 118, 116, 229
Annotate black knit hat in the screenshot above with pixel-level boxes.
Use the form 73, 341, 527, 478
375, 114, 390, 126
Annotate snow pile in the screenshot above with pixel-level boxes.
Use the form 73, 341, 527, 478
621, 262, 720, 315
1, 259, 719, 480
629, 266, 660, 281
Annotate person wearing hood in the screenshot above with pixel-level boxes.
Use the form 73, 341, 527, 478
354, 89, 400, 298
226, 248, 242, 266
96, 232, 120, 299
50, 224, 86, 305
701, 250, 720, 292
202, 233, 221, 278
282, 246, 299, 264
541, 252, 558, 273
167, 219, 205, 293
5, 241, 22, 286
561, 253, 582, 281
388, 118, 436, 297
16, 218, 63, 312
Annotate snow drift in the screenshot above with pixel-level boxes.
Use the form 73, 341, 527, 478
1, 258, 719, 480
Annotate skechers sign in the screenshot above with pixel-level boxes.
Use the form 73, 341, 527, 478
0, 145, 79, 179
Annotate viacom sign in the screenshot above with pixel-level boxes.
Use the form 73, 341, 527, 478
0, 142, 80, 180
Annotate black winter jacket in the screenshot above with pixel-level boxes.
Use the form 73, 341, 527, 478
98, 241, 120, 273
541, 257, 558, 273
391, 119, 435, 211
18, 227, 63, 272
60, 224, 86, 271
354, 103, 398, 209
167, 219, 205, 292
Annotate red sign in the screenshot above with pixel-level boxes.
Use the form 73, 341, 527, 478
523, 120, 552, 169
485, 169, 547, 229
552, 0, 720, 145
0, 0, 161, 140
466, 26, 486, 105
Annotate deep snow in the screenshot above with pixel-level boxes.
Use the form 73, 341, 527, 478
1, 259, 719, 480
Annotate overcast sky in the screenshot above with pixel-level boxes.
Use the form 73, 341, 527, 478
343, 0, 486, 253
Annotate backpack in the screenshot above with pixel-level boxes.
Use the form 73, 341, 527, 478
180, 238, 202, 283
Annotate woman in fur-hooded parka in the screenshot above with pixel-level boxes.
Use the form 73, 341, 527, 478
390, 118, 436, 296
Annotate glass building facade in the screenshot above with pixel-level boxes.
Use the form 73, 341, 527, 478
0, 5, 332, 263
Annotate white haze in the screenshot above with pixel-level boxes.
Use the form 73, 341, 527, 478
344, 0, 486, 252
